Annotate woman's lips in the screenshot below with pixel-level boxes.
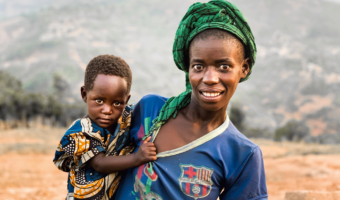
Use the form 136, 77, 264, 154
201, 92, 222, 97
199, 91, 224, 102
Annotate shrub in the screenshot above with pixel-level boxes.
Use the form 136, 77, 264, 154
274, 120, 309, 142
229, 103, 245, 132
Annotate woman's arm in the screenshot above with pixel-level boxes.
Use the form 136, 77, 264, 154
89, 137, 157, 174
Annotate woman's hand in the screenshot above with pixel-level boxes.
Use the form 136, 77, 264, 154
134, 137, 157, 165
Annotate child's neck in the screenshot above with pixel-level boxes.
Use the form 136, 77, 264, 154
106, 123, 117, 134
87, 116, 117, 134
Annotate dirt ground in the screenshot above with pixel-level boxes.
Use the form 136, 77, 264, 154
1, 128, 340, 200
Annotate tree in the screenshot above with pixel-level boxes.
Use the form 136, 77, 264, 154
274, 120, 309, 142
229, 103, 245, 132
53, 73, 69, 100
0, 70, 24, 120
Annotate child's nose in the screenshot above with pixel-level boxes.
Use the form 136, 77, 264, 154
102, 104, 113, 115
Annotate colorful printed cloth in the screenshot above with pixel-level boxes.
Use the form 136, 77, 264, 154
114, 95, 268, 200
53, 105, 134, 200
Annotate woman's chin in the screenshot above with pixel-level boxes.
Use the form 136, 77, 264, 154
195, 102, 227, 113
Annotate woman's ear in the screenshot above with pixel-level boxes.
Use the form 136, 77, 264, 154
241, 58, 250, 79
80, 86, 87, 103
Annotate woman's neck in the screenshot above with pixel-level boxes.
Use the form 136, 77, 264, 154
180, 100, 228, 130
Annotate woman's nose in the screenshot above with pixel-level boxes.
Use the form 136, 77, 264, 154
202, 67, 219, 85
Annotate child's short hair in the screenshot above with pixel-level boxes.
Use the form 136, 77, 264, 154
84, 55, 132, 93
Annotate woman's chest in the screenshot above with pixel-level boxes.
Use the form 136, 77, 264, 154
132, 149, 226, 200
153, 117, 209, 154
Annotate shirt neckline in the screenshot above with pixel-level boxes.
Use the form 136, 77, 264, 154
152, 115, 230, 158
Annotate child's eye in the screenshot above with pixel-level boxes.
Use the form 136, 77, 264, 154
113, 102, 122, 107
219, 64, 229, 71
193, 64, 203, 71
95, 99, 104, 104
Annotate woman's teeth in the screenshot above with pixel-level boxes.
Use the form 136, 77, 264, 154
202, 92, 221, 97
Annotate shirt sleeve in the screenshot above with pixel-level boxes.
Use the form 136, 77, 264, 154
53, 120, 107, 171
129, 94, 168, 147
219, 147, 268, 200
129, 99, 143, 146
53, 143, 73, 172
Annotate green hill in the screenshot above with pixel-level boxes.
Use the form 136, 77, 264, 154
0, 0, 339, 138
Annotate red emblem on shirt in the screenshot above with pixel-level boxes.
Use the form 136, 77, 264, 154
178, 164, 214, 199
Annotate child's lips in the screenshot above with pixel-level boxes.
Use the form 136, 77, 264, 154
98, 118, 112, 123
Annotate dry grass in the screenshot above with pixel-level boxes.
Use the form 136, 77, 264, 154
251, 138, 340, 158
0, 127, 67, 200
1, 128, 340, 200
0, 127, 66, 155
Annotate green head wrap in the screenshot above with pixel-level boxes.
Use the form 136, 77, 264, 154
143, 0, 256, 140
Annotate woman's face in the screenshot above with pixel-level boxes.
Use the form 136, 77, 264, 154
188, 36, 249, 112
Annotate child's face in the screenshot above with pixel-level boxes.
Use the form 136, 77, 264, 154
81, 74, 130, 131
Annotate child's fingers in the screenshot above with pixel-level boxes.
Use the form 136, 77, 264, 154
148, 147, 156, 152
141, 146, 156, 153
148, 156, 157, 161
145, 142, 155, 147
143, 137, 151, 144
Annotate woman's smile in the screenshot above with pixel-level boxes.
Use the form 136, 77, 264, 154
199, 90, 225, 102
188, 37, 249, 111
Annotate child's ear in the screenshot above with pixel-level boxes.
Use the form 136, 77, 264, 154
125, 94, 131, 104
80, 86, 87, 103
241, 58, 250, 79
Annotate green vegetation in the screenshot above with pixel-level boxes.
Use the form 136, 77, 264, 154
0, 0, 339, 139
229, 103, 272, 139
274, 120, 309, 142
0, 70, 86, 127
229, 103, 245, 132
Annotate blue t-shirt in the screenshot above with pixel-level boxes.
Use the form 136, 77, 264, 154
115, 94, 268, 200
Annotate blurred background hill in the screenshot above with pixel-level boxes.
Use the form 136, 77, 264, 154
0, 0, 339, 143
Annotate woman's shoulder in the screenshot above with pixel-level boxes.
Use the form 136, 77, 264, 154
215, 120, 264, 170
137, 94, 168, 110
139, 94, 168, 105
223, 120, 259, 151
133, 94, 169, 118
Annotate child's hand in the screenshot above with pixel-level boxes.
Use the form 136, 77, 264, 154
135, 137, 157, 165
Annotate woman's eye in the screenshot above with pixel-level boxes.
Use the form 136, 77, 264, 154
193, 64, 203, 70
95, 99, 104, 104
219, 64, 229, 70
113, 102, 122, 107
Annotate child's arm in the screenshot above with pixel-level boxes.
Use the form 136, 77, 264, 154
89, 137, 156, 174
53, 143, 73, 172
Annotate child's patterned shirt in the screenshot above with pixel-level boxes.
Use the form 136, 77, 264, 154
53, 105, 134, 200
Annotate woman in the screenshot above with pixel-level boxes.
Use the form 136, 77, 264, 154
114, 1, 268, 199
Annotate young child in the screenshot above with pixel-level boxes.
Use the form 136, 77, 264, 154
53, 55, 157, 200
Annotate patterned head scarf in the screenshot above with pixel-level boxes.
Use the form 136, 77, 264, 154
143, 0, 256, 139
